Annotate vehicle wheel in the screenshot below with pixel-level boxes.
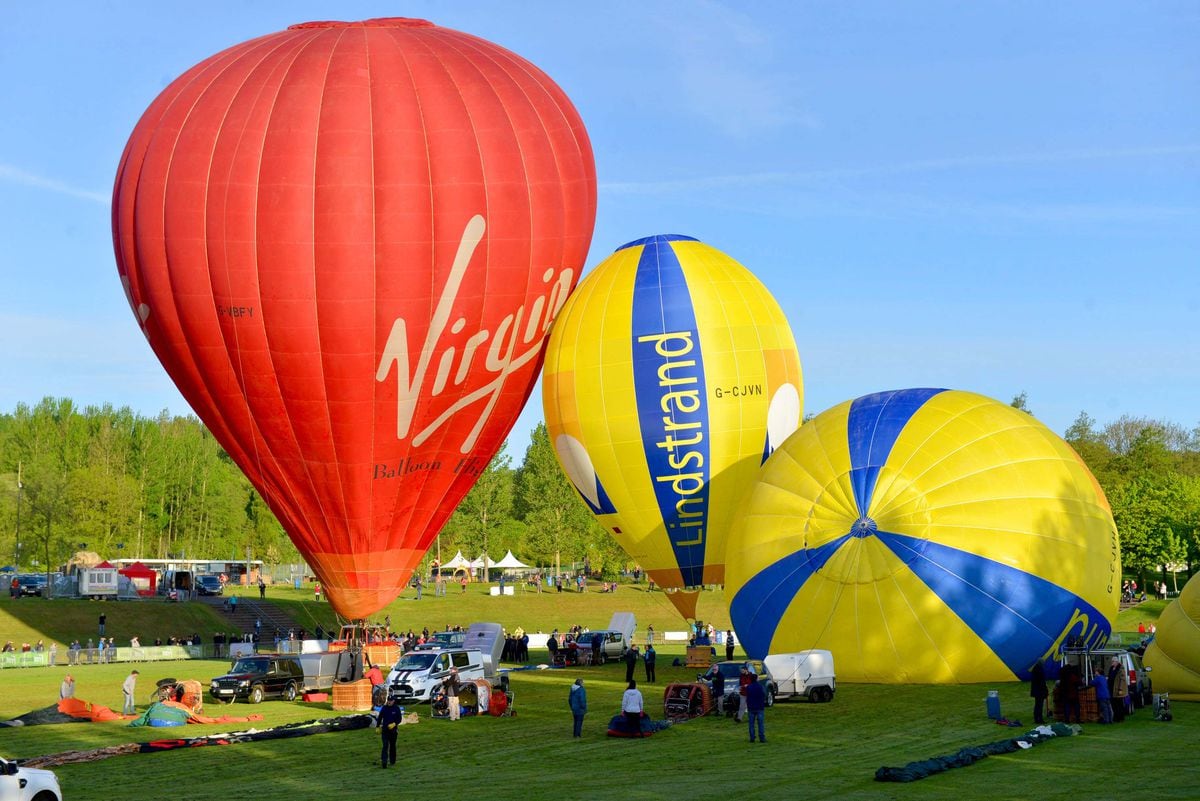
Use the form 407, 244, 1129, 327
765, 687, 775, 707
32, 791, 58, 801
248, 684, 265, 704
817, 686, 834, 703
283, 682, 298, 702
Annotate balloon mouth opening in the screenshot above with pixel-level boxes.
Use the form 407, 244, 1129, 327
289, 18, 435, 31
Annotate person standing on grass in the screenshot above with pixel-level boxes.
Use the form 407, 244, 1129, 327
1029, 660, 1048, 725
122, 670, 139, 714
726, 630, 736, 661
624, 644, 639, 683
1091, 666, 1112, 724
98, 612, 106, 637
60, 674, 75, 700
736, 665, 754, 723
745, 678, 767, 743
377, 696, 402, 768
258, 578, 266, 599
1109, 656, 1129, 722
621, 680, 645, 736
569, 678, 587, 737
644, 644, 656, 683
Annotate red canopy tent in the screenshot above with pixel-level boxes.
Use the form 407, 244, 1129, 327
117, 561, 157, 597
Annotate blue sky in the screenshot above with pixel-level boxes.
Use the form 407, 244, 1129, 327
1, 1, 1197, 452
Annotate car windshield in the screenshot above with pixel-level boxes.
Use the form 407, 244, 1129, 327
198, 576, 220, 585
394, 653, 438, 670
231, 658, 268, 673
430, 633, 460, 645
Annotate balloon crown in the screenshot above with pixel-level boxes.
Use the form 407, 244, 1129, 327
289, 18, 435, 30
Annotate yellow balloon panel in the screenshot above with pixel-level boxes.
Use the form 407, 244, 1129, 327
543, 235, 802, 598
1143, 572, 1200, 698
726, 388, 1119, 683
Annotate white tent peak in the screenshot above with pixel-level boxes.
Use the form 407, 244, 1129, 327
493, 550, 530, 569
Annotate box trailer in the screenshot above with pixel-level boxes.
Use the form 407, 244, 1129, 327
764, 650, 836, 703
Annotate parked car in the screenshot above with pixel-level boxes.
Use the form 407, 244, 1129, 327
1059, 647, 1152, 708
16, 575, 46, 597
414, 630, 467, 650
195, 575, 224, 596
210, 655, 305, 703
386, 648, 485, 703
698, 660, 777, 707
573, 630, 628, 663
0, 756, 62, 801
572, 612, 637, 664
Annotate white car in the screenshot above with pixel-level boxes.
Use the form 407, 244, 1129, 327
1, 756, 62, 801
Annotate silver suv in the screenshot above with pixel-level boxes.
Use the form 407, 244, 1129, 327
698, 660, 777, 708
1059, 647, 1152, 708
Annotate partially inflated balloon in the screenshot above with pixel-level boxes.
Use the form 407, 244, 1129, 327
543, 235, 802, 619
1143, 573, 1200, 700
112, 19, 596, 619
726, 389, 1119, 683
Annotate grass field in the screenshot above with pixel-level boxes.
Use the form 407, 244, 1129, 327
1, 587, 1191, 801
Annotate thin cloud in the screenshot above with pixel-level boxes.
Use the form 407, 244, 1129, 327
0, 163, 109, 205
600, 144, 1200, 195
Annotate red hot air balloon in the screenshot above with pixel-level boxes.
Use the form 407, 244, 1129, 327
112, 18, 596, 619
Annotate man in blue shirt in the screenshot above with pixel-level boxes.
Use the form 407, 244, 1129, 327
745, 678, 767, 742
1090, 666, 1112, 724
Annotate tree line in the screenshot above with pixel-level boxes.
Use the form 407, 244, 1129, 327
1, 396, 1197, 587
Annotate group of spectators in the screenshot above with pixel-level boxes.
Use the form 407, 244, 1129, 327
1123, 579, 1171, 603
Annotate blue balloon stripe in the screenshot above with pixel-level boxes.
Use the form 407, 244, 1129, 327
876, 531, 1109, 679
846, 389, 946, 514
575, 474, 617, 516
730, 536, 850, 659
616, 233, 699, 252
631, 238, 711, 589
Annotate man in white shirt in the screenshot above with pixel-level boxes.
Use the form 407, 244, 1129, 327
122, 670, 139, 714
621, 680, 644, 737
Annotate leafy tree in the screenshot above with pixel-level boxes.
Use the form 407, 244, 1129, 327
445, 442, 513, 578
513, 423, 597, 575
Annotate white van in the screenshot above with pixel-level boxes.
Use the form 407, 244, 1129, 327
386, 648, 485, 703
764, 650, 836, 703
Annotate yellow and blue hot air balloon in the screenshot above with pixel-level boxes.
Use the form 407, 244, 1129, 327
1143, 572, 1200, 700
725, 388, 1120, 683
543, 234, 802, 620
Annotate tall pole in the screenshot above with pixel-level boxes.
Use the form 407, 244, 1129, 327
13, 462, 24, 568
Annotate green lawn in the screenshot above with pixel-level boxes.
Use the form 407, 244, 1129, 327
1, 590, 1191, 801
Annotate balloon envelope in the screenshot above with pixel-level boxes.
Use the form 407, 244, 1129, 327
726, 388, 1119, 682
543, 235, 802, 619
112, 18, 596, 619
1143, 573, 1200, 700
